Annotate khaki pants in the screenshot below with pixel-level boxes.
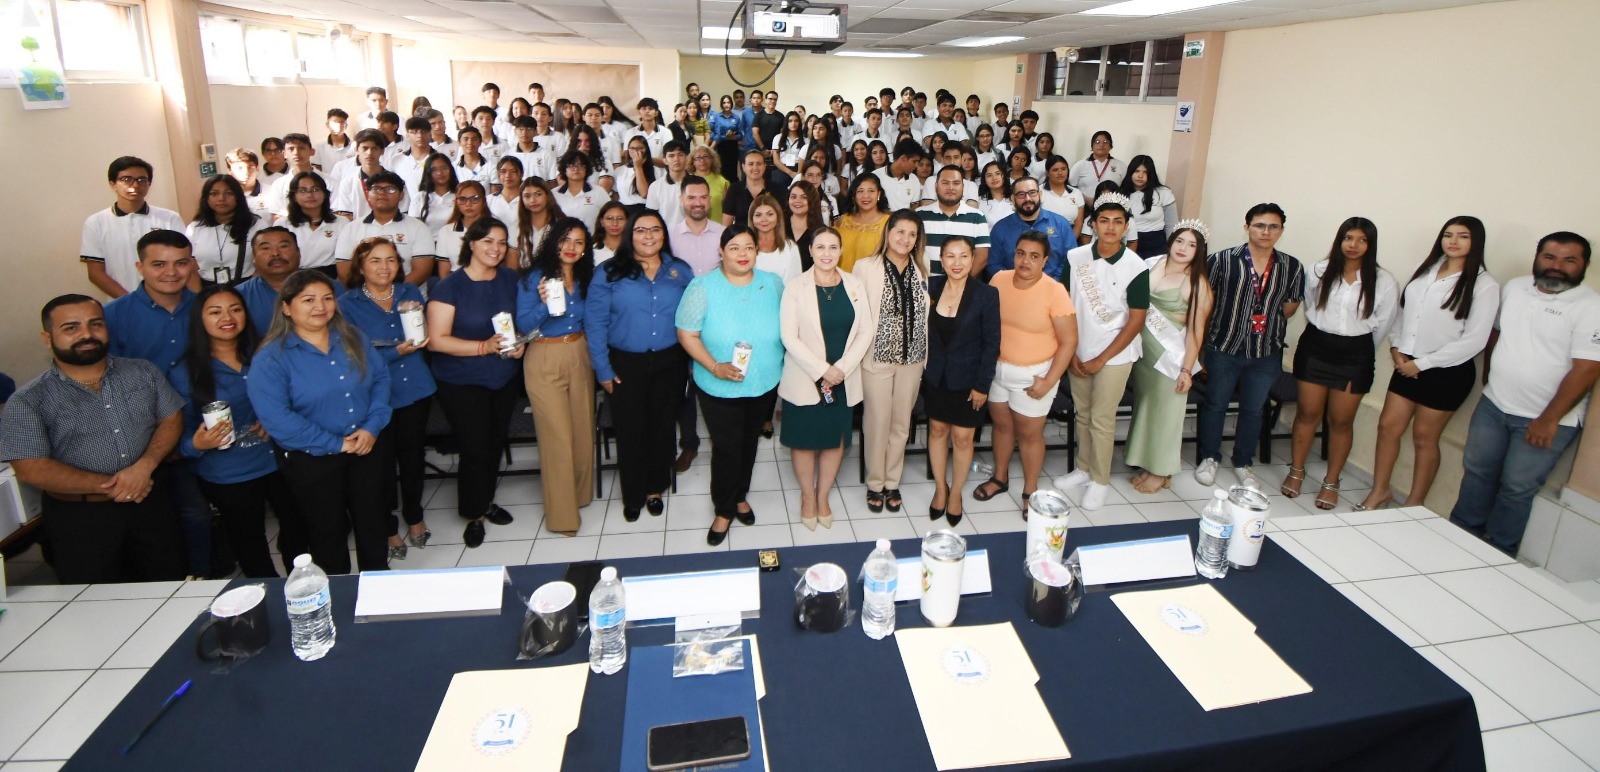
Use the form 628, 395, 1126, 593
1069, 362, 1133, 486
524, 338, 596, 533
862, 360, 925, 491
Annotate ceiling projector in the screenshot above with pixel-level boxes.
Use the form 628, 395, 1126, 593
741, 0, 848, 52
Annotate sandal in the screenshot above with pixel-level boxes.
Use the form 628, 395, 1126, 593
1021, 491, 1035, 519
1354, 494, 1393, 512
885, 488, 903, 513
1315, 480, 1340, 510
973, 477, 1010, 502
865, 490, 885, 513
1132, 474, 1171, 495
1280, 465, 1306, 498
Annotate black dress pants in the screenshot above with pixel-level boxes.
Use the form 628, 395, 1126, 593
434, 380, 520, 522
199, 471, 304, 578
699, 388, 779, 518
609, 346, 688, 510
41, 471, 184, 584
277, 444, 391, 575
380, 396, 433, 531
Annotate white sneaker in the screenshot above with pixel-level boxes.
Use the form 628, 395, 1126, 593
1194, 458, 1218, 486
1082, 482, 1110, 510
1053, 469, 1091, 489
1235, 466, 1263, 492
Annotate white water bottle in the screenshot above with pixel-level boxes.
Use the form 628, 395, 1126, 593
285, 554, 336, 661
1195, 490, 1233, 580
588, 567, 627, 674
861, 539, 898, 640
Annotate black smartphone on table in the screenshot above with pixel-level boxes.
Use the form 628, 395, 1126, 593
646, 716, 751, 771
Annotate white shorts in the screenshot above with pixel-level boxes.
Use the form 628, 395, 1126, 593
989, 360, 1059, 419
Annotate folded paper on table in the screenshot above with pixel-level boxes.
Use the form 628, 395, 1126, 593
354, 566, 507, 622
622, 567, 761, 623
1112, 584, 1312, 711
414, 663, 588, 771
1075, 535, 1196, 587
619, 640, 766, 771
896, 623, 1070, 770
893, 549, 992, 602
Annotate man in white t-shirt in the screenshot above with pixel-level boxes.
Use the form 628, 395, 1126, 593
1451, 232, 1600, 556
81, 156, 187, 298
646, 141, 691, 228
315, 108, 354, 179
265, 134, 323, 218
873, 140, 925, 212
334, 171, 437, 287
355, 86, 387, 131
332, 129, 393, 223
920, 94, 970, 146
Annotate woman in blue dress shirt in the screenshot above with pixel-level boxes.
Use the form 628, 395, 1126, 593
248, 270, 392, 574
171, 285, 306, 577
339, 236, 438, 561
677, 226, 786, 545
516, 217, 596, 535
426, 218, 526, 549
585, 208, 694, 522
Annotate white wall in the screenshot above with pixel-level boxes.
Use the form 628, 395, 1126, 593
679, 54, 1018, 122
398, 39, 679, 119
1031, 101, 1177, 176
1200, 0, 1600, 512
210, 84, 368, 161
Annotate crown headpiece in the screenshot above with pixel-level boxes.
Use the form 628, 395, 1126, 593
1174, 218, 1211, 242
1093, 192, 1134, 212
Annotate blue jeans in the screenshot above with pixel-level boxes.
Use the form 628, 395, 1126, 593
168, 461, 215, 577
1449, 398, 1579, 555
1196, 345, 1281, 467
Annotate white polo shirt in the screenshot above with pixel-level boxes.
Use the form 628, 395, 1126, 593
334, 213, 437, 277
487, 192, 522, 235
627, 124, 674, 160
552, 183, 606, 231
506, 146, 556, 182
288, 217, 345, 269
1040, 186, 1084, 225
406, 191, 456, 233
454, 155, 496, 187
1065, 243, 1148, 365
874, 168, 921, 212
79, 203, 186, 293
647, 177, 686, 228
920, 120, 969, 145
314, 138, 354, 172
187, 216, 268, 283
1068, 157, 1126, 197
265, 169, 326, 219
1484, 275, 1600, 425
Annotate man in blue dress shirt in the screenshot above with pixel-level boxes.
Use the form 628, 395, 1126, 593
236, 227, 330, 334
986, 177, 1075, 281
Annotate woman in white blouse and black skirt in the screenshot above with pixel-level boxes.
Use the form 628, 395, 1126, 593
1283, 217, 1398, 510
1360, 216, 1498, 511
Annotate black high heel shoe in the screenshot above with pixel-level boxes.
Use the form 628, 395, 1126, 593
929, 503, 946, 520
945, 494, 964, 528
706, 517, 732, 546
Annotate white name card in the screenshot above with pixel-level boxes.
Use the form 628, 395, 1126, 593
1075, 535, 1197, 587
354, 565, 507, 622
892, 549, 993, 602
622, 567, 761, 623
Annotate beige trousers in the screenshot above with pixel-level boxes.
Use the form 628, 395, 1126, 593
861, 360, 925, 491
1069, 362, 1133, 485
523, 338, 595, 533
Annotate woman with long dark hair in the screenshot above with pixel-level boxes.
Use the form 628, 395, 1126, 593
585, 209, 694, 521
854, 210, 930, 515
284, 170, 343, 278
1360, 216, 1498, 511
426, 218, 526, 548
710, 94, 743, 180
407, 152, 459, 232
1006, 147, 1033, 183
978, 161, 1015, 226
843, 139, 873, 179
488, 156, 525, 234
1120, 155, 1178, 259
248, 270, 391, 574
973, 124, 998, 170
1285, 217, 1398, 509
516, 177, 565, 266
434, 180, 489, 278
835, 173, 890, 273
517, 217, 598, 535
592, 201, 629, 264
1125, 223, 1213, 494
614, 135, 655, 209
188, 175, 265, 285
339, 237, 437, 560
922, 236, 1000, 526
1028, 133, 1056, 180
172, 285, 305, 577
798, 163, 839, 224
1039, 154, 1085, 235
771, 111, 809, 186
787, 180, 826, 268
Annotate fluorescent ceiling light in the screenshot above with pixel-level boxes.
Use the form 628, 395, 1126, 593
701, 46, 746, 55
1081, 0, 1246, 16
835, 51, 923, 58
944, 35, 1024, 47
701, 25, 739, 39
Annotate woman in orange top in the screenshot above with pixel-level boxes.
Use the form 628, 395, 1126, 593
834, 174, 890, 273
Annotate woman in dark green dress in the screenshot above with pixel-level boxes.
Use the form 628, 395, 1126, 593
778, 227, 874, 530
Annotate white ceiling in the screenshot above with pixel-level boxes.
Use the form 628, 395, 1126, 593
204, 0, 1506, 58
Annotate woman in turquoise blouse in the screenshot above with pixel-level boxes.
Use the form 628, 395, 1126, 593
676, 226, 785, 545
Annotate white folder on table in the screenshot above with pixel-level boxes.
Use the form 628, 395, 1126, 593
414, 664, 588, 771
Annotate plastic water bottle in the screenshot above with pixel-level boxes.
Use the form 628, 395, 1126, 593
1195, 490, 1233, 580
861, 539, 899, 640
285, 554, 336, 661
588, 566, 627, 674
971, 458, 995, 476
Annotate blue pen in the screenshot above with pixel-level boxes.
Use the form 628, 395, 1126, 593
122, 679, 191, 754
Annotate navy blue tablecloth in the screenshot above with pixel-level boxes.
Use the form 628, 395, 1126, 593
65, 521, 1484, 771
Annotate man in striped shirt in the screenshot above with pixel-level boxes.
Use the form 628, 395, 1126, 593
917, 166, 990, 276
1195, 203, 1305, 491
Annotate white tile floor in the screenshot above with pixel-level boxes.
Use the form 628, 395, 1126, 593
5, 427, 1600, 769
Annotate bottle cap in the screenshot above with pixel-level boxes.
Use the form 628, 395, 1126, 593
1212, 489, 1229, 499
294, 554, 312, 568
876, 539, 891, 550
600, 566, 618, 581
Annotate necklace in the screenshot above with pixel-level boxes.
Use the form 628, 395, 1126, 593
69, 372, 103, 391
362, 284, 394, 303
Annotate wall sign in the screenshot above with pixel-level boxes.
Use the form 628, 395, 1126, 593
1174, 101, 1196, 133
1183, 40, 1205, 59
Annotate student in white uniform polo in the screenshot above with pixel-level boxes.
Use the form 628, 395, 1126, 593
435, 180, 491, 274
873, 140, 925, 212
187, 175, 267, 285
264, 134, 323, 219
1068, 131, 1126, 200
506, 115, 557, 182
551, 149, 606, 231
1452, 232, 1600, 556
1052, 193, 1150, 511
626, 98, 674, 166
81, 156, 187, 297
390, 116, 443, 196
1285, 217, 1397, 511
407, 152, 459, 233
1121, 155, 1179, 259
335, 171, 437, 287
646, 140, 692, 228
332, 129, 393, 223
452, 127, 496, 187
487, 156, 525, 235
282, 170, 345, 278
315, 108, 354, 175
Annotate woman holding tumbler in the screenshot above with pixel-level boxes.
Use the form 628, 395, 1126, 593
676, 226, 786, 545
516, 217, 597, 536
853, 210, 930, 515
779, 227, 872, 530
172, 285, 306, 577
426, 218, 526, 549
339, 236, 437, 560
248, 270, 391, 574
922, 236, 1000, 527
586, 209, 694, 521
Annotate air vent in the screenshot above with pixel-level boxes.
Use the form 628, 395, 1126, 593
959, 10, 1055, 23
849, 17, 932, 34
869, 43, 924, 51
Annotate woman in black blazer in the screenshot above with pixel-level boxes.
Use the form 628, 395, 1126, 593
923, 236, 1001, 526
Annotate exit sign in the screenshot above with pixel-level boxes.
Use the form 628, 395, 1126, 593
1183, 40, 1204, 58
199, 161, 217, 177
1016, 63, 1023, 73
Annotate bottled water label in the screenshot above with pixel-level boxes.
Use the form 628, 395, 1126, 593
287, 586, 329, 615
592, 608, 624, 629
1199, 518, 1232, 539
865, 574, 897, 595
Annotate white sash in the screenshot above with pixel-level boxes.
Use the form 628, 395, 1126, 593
1072, 259, 1129, 361
1141, 257, 1200, 380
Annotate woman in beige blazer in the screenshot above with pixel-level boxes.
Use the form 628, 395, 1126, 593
780, 227, 874, 529
851, 210, 930, 514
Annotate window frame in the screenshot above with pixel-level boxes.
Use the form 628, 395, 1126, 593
54, 0, 154, 83
1036, 37, 1183, 105
198, 12, 367, 86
